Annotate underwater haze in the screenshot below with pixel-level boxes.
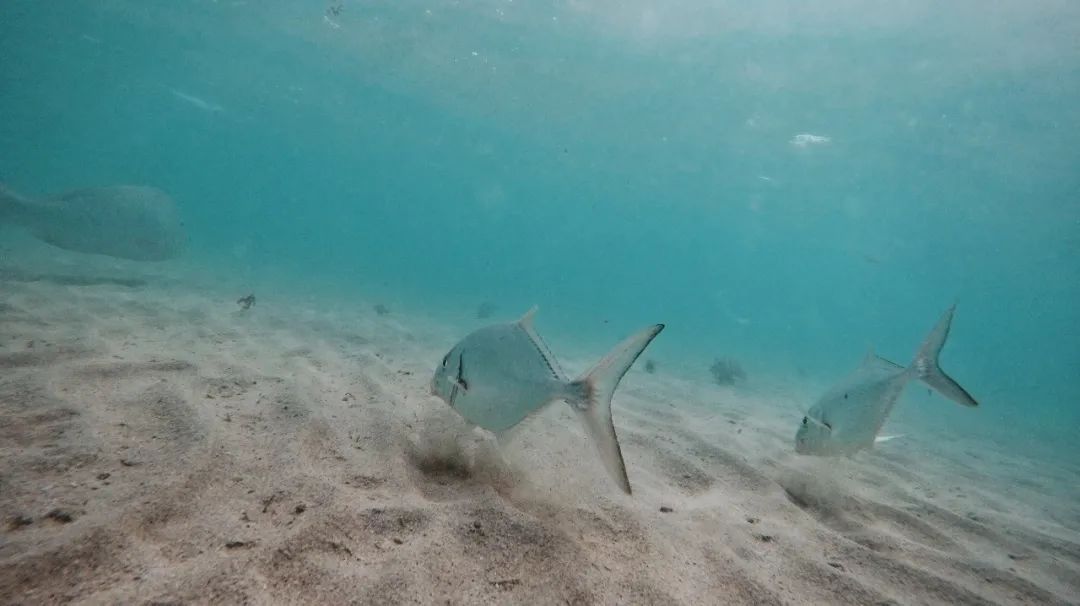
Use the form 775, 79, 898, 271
9, 0, 1077, 447
2, 1, 1079, 604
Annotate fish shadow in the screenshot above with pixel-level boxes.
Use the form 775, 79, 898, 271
403, 422, 515, 502
777, 467, 962, 554
408, 449, 472, 484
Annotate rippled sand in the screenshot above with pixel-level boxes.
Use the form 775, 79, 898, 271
2, 258, 1078, 605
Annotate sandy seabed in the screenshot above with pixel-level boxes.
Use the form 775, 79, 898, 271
1, 255, 1078, 606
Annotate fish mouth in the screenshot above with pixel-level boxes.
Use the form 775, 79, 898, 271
429, 378, 448, 404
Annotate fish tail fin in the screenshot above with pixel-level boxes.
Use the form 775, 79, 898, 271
911, 304, 978, 407
568, 324, 664, 495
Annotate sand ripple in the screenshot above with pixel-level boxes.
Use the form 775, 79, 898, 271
1, 271, 1078, 604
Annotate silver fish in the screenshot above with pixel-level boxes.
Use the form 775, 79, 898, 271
795, 305, 978, 456
0, 184, 186, 261
169, 89, 225, 113
431, 307, 664, 494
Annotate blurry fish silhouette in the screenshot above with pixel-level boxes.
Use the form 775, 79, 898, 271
430, 307, 664, 494
324, 2, 344, 29
790, 133, 831, 147
0, 184, 187, 261
795, 305, 978, 456
169, 89, 224, 113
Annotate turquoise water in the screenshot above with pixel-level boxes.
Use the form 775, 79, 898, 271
2, 0, 1077, 457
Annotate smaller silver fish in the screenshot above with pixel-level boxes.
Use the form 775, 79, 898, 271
790, 133, 831, 147
0, 184, 186, 261
795, 305, 978, 456
169, 89, 225, 113
431, 307, 664, 494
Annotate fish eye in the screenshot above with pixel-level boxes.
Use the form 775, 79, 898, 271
802, 417, 807, 426
441, 352, 451, 368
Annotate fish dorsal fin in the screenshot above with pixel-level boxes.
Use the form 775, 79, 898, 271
860, 346, 905, 371
516, 306, 568, 381
874, 355, 905, 370
519, 305, 539, 328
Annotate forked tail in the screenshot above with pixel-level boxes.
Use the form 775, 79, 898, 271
568, 324, 665, 495
912, 304, 979, 407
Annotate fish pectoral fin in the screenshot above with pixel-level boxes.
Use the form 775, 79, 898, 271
874, 434, 904, 443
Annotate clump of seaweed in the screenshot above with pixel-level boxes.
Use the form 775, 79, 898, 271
476, 301, 497, 320
374, 303, 391, 316
709, 357, 746, 386
237, 294, 256, 311
644, 359, 657, 374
